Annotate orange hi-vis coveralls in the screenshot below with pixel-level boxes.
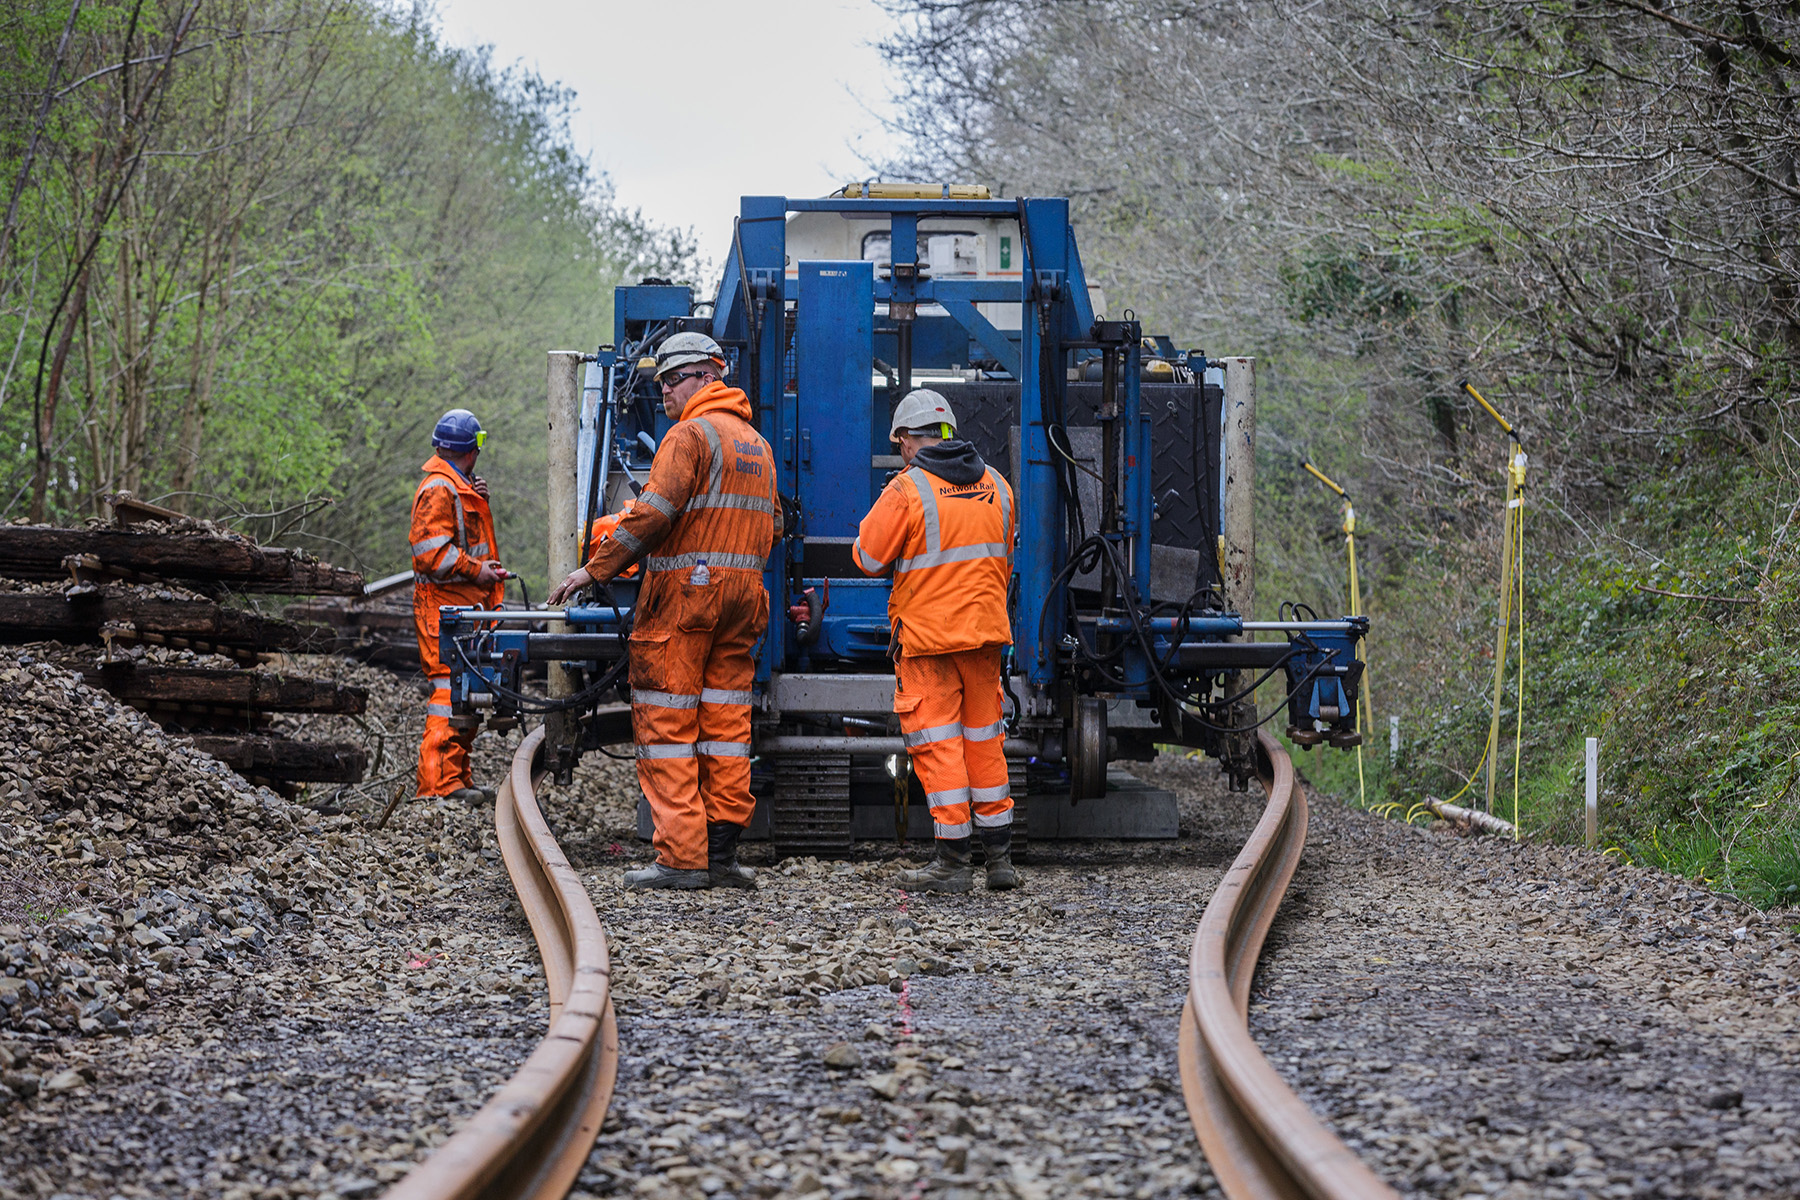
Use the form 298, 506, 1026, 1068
581, 381, 781, 870
411, 454, 504, 798
854, 443, 1016, 839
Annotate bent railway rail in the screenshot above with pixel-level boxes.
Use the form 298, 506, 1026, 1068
1178, 730, 1400, 1200
387, 726, 618, 1200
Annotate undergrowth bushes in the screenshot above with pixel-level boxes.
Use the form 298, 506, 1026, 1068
1299, 451, 1800, 910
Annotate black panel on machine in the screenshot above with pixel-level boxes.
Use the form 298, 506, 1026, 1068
887, 380, 1224, 598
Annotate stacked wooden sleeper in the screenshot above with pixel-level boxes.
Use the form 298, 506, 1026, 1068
0, 502, 371, 797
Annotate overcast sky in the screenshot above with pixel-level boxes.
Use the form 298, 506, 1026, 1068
430, 0, 907, 272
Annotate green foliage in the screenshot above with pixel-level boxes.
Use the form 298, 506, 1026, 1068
1625, 825, 1724, 885
1281, 245, 1421, 329
1348, 452, 1800, 908
1735, 835, 1800, 910
0, 0, 693, 594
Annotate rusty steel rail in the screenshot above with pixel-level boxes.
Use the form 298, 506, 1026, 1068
386, 726, 618, 1200
1178, 730, 1399, 1200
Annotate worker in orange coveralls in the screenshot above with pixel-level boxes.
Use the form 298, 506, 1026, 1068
411, 408, 507, 804
854, 389, 1019, 893
549, 333, 780, 890
584, 499, 639, 579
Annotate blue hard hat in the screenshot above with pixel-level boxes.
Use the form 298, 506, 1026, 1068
432, 409, 485, 453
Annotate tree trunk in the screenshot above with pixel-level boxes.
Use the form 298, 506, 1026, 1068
28, 260, 92, 522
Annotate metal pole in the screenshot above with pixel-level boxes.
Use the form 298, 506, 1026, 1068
760, 735, 1041, 757
546, 351, 583, 725
1585, 736, 1598, 848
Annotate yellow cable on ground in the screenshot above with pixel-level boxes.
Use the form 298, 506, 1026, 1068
1301, 459, 1374, 809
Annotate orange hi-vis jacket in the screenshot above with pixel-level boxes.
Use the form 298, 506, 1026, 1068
854, 445, 1015, 656
586, 501, 640, 579
582, 382, 781, 585
411, 454, 503, 676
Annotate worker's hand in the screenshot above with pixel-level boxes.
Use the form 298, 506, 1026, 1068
547, 566, 593, 606
470, 475, 490, 500
475, 561, 506, 586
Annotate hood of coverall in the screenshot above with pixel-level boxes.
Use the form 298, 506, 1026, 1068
909, 439, 987, 485
420, 454, 484, 499
677, 380, 752, 424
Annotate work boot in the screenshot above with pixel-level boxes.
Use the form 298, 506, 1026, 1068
896, 838, 974, 894
708, 821, 756, 890
623, 862, 709, 890
446, 787, 494, 806
979, 828, 1021, 891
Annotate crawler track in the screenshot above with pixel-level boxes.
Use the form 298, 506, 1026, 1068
1178, 731, 1398, 1200
386, 727, 618, 1200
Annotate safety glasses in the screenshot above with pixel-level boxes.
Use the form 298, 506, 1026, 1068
659, 369, 710, 391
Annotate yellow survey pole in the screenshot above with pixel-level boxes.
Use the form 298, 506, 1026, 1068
1301, 459, 1372, 805
1461, 380, 1527, 836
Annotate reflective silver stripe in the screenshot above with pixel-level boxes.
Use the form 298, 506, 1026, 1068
904, 722, 963, 748
640, 491, 679, 519
646, 550, 765, 572
696, 416, 725, 497
854, 538, 890, 574
906, 468, 941, 554
426, 703, 453, 717
633, 689, 699, 709
926, 786, 972, 807
933, 821, 974, 838
412, 534, 453, 555
973, 807, 1013, 827
970, 784, 1011, 805
686, 493, 777, 514
414, 476, 467, 555
696, 740, 752, 757
895, 542, 1009, 573
435, 545, 462, 578
613, 526, 644, 554
988, 467, 1011, 539
962, 720, 1006, 743
636, 743, 697, 759
470, 541, 489, 557
699, 688, 754, 706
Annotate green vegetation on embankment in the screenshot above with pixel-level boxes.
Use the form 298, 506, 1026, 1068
0, 0, 692, 590
1297, 455, 1800, 910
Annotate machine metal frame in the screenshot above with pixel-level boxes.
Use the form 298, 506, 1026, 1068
441, 192, 1365, 851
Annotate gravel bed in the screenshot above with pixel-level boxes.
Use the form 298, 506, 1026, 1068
0, 648, 545, 1199
1250, 765, 1800, 1200
8, 632, 1797, 1200
537, 754, 1255, 1200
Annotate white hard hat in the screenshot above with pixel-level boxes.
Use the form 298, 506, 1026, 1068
654, 331, 727, 378
889, 388, 958, 441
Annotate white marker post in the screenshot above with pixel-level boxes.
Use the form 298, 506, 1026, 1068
1389, 715, 1400, 760
1585, 737, 1599, 848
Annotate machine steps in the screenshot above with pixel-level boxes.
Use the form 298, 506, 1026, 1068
769, 752, 853, 858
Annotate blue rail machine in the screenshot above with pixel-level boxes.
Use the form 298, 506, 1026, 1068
442, 187, 1366, 854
